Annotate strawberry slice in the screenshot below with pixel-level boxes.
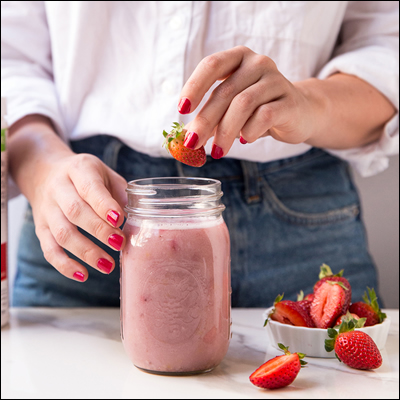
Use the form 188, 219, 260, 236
310, 281, 348, 328
250, 343, 307, 389
313, 264, 352, 311
266, 294, 314, 328
163, 122, 206, 167
349, 287, 386, 326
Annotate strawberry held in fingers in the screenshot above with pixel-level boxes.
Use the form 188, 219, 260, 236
349, 287, 387, 326
325, 317, 382, 370
163, 122, 206, 167
250, 343, 307, 390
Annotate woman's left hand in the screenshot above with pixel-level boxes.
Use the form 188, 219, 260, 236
178, 45, 321, 159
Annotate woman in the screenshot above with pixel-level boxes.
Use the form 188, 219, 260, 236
2, 1, 398, 307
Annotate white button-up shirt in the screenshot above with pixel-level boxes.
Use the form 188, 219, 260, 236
1, 1, 399, 176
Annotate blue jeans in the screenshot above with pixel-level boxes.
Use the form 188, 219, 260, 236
13, 135, 379, 307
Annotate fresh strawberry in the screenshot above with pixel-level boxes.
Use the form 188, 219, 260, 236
304, 293, 314, 302
349, 287, 387, 327
163, 122, 206, 167
297, 300, 315, 327
313, 264, 352, 311
335, 311, 360, 327
310, 280, 348, 328
325, 317, 382, 370
250, 343, 307, 389
297, 290, 314, 303
265, 294, 314, 328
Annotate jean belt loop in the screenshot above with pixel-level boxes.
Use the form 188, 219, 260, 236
240, 160, 261, 204
102, 137, 124, 171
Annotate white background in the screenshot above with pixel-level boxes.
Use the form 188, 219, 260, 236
6, 155, 399, 308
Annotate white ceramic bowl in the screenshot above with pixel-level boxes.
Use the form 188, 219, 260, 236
263, 307, 391, 358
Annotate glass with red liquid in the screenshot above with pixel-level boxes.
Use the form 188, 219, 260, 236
121, 177, 231, 375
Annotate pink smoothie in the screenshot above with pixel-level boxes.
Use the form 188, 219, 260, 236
121, 216, 231, 374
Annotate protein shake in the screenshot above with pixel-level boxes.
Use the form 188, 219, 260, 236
120, 178, 231, 374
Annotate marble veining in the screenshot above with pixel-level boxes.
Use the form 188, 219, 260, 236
1, 308, 399, 399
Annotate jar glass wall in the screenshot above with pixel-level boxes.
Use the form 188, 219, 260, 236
121, 177, 231, 375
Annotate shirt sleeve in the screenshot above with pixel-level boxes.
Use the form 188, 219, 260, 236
1, 1, 65, 136
317, 1, 399, 177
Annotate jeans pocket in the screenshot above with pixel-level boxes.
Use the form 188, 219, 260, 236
259, 156, 361, 226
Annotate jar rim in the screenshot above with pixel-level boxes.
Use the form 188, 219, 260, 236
125, 177, 225, 218
126, 177, 222, 194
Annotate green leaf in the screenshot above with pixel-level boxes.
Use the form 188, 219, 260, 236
339, 321, 349, 334
263, 319, 269, 327
168, 137, 173, 143
300, 360, 308, 367
327, 328, 338, 339
297, 353, 306, 359
362, 291, 369, 304
335, 353, 342, 362
278, 343, 289, 353
297, 290, 304, 301
319, 263, 333, 279
327, 281, 348, 291
348, 319, 355, 331
337, 269, 344, 277
162, 130, 168, 138
274, 293, 284, 305
325, 339, 335, 352
355, 317, 367, 328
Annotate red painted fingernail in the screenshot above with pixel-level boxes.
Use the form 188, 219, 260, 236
240, 136, 247, 144
108, 234, 123, 251
73, 271, 85, 282
211, 144, 224, 159
184, 132, 199, 149
178, 98, 191, 114
97, 258, 113, 274
107, 210, 120, 227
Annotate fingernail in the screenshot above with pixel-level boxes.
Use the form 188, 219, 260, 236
211, 144, 224, 159
107, 210, 120, 227
239, 136, 247, 144
178, 97, 191, 114
108, 234, 123, 251
97, 258, 113, 274
184, 132, 199, 149
73, 271, 85, 282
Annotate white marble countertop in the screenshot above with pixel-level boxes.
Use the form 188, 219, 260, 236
1, 308, 398, 399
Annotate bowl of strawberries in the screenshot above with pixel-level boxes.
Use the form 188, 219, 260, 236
263, 264, 391, 358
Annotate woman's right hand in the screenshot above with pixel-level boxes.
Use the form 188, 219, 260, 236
8, 115, 128, 282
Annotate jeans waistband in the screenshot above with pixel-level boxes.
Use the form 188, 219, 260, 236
69, 135, 339, 205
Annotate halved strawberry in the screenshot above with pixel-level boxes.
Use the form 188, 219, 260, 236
250, 343, 307, 389
310, 281, 348, 329
349, 287, 386, 326
163, 122, 206, 167
266, 294, 314, 328
313, 264, 352, 311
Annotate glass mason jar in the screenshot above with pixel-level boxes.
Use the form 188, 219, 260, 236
120, 177, 231, 375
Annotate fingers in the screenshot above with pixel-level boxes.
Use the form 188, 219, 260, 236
54, 179, 125, 253
178, 46, 247, 114
68, 154, 125, 228
211, 76, 285, 156
38, 205, 118, 279
36, 225, 89, 282
183, 58, 265, 151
